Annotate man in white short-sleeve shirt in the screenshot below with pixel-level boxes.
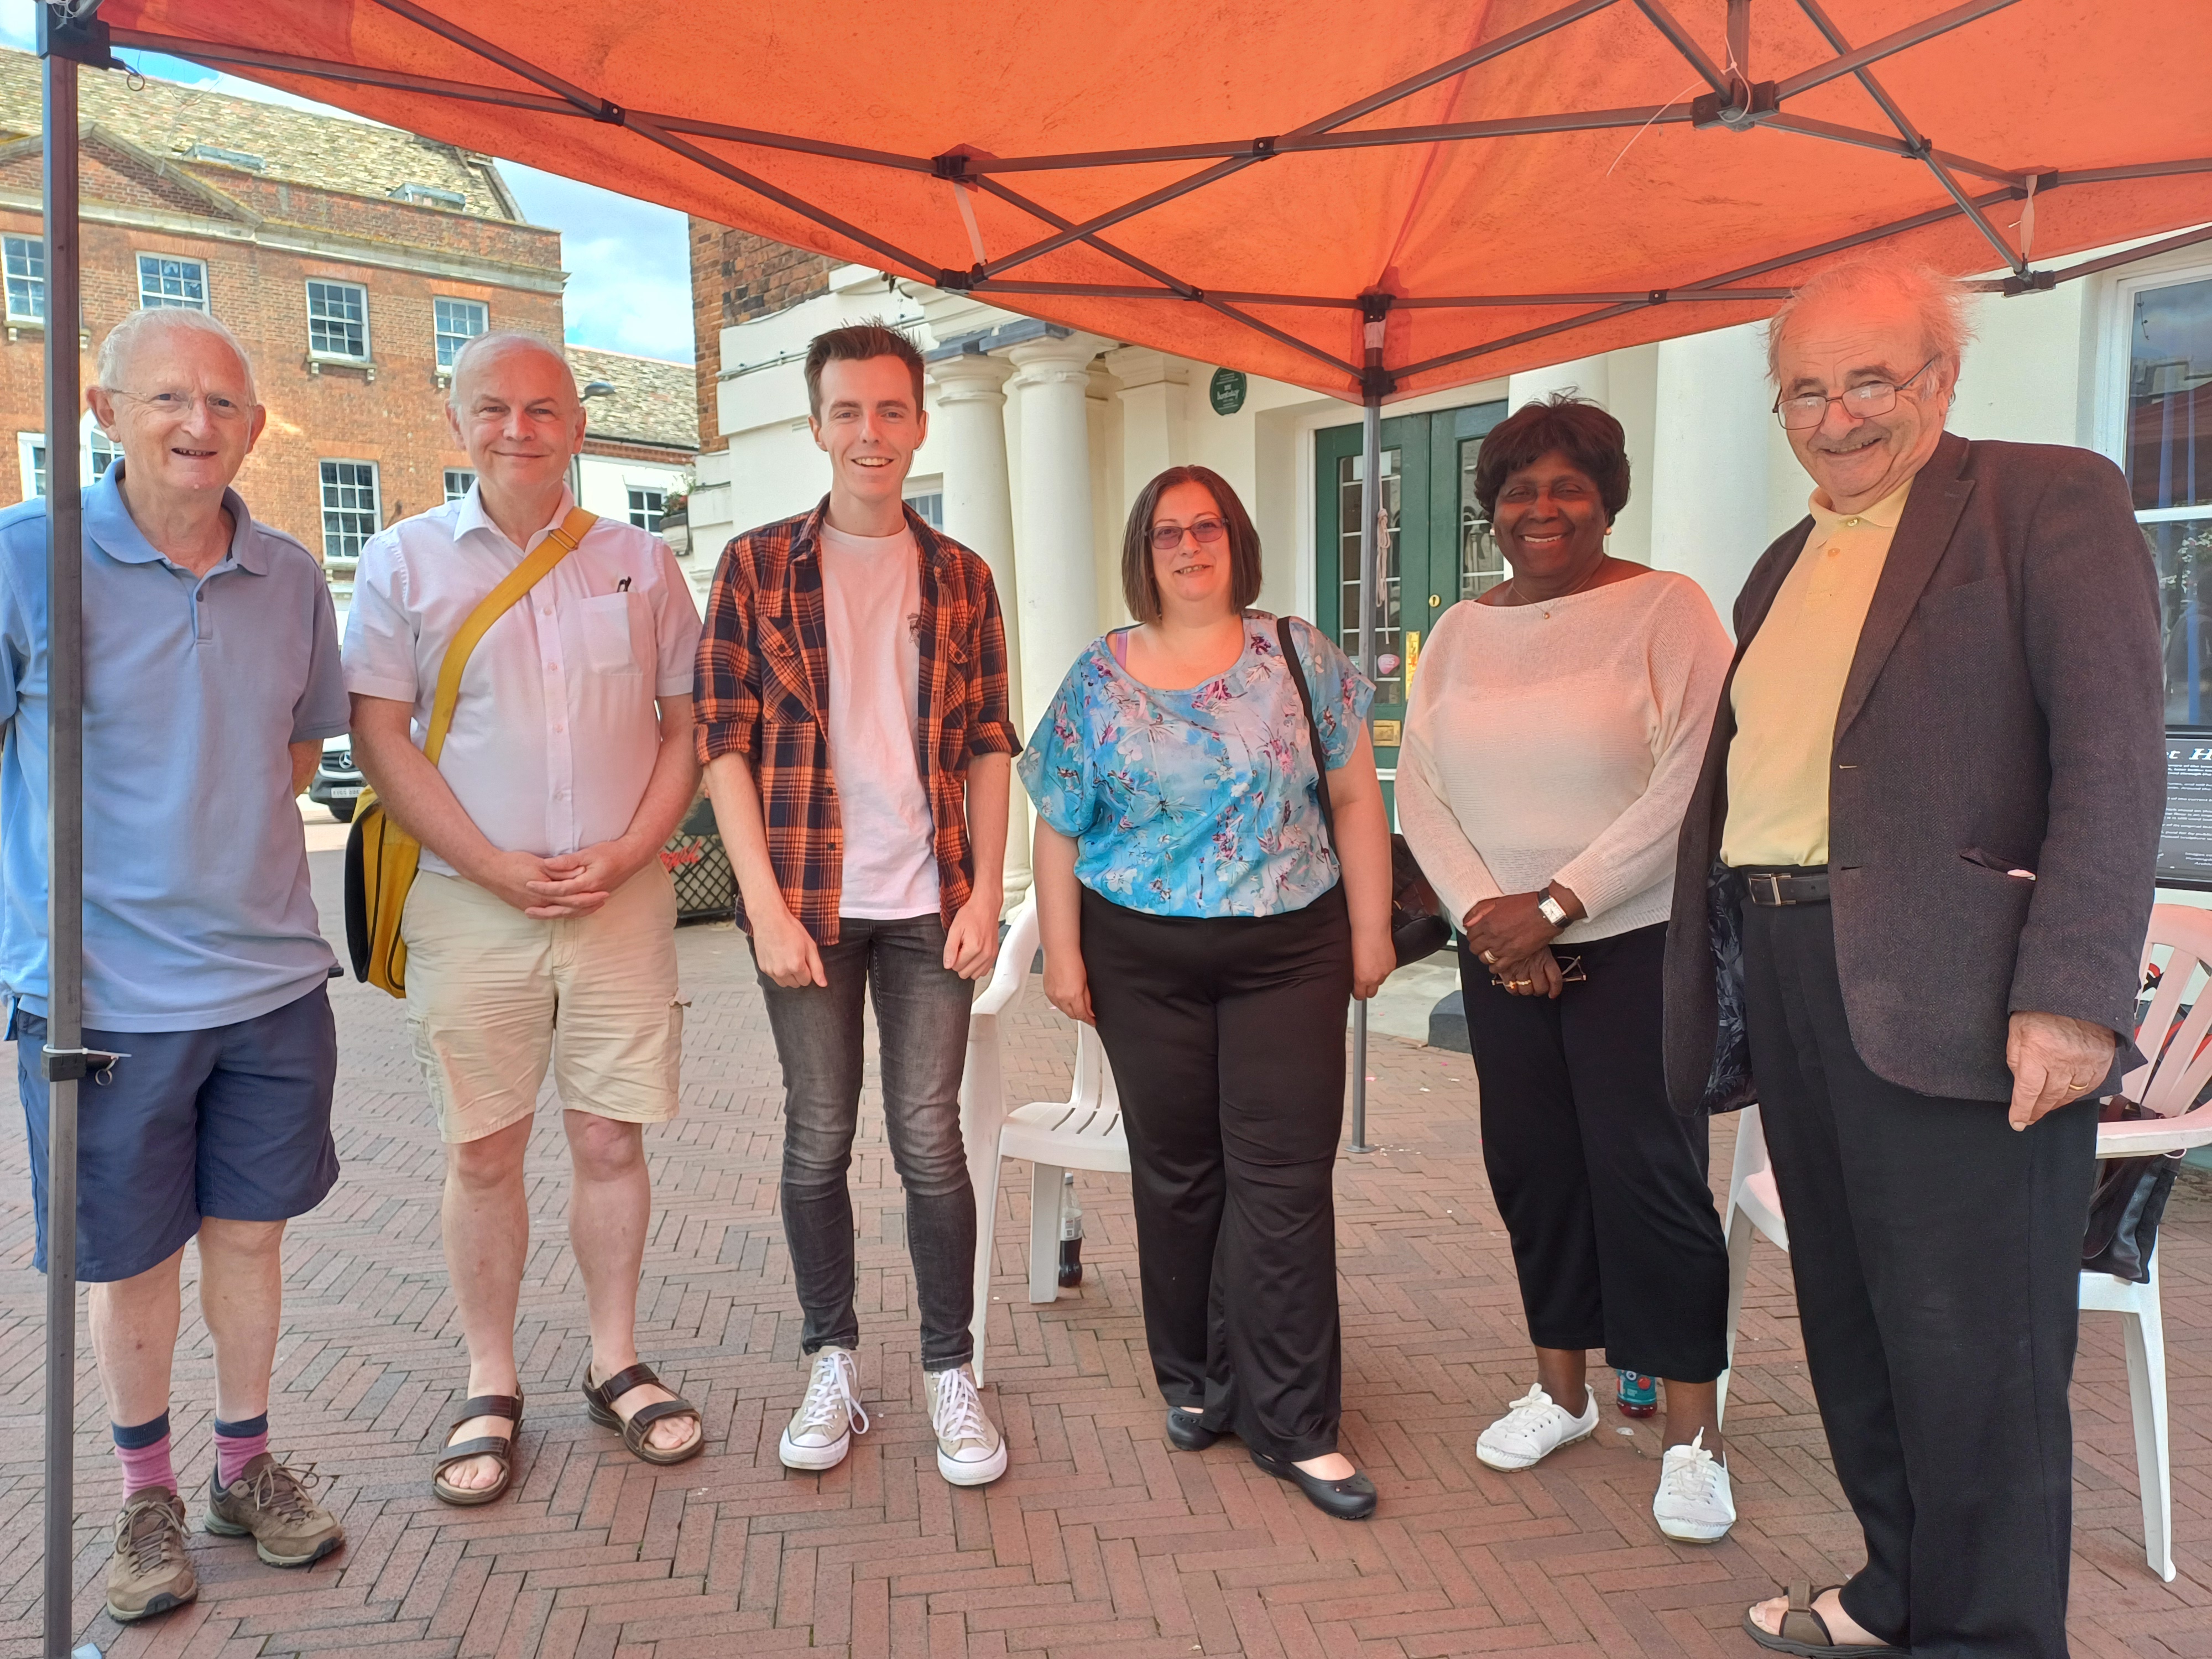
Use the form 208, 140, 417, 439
344, 332, 705, 1505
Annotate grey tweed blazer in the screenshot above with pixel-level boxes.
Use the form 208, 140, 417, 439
1662, 432, 2166, 1110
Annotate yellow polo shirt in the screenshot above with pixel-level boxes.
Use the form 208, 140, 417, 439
1721, 478, 1913, 869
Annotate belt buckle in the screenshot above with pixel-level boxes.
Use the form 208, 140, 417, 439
1749, 872, 1788, 907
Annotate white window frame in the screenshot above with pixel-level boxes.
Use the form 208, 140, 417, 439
17, 418, 124, 503
319, 459, 382, 566
305, 278, 371, 363
3, 234, 44, 325
627, 485, 667, 533
444, 467, 476, 502
433, 295, 488, 374
135, 252, 208, 312
16, 432, 42, 503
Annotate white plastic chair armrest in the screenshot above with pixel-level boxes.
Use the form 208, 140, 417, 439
2096, 1101, 2212, 1159
972, 895, 1039, 1020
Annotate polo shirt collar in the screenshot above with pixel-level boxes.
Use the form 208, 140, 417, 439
84, 460, 265, 574
1807, 475, 1914, 539
454, 480, 578, 552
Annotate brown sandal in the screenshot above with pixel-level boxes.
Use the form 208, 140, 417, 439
582, 1362, 704, 1465
432, 1392, 523, 1507
1743, 1583, 1906, 1657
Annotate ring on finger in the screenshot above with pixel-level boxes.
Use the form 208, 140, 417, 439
1481, 949, 1498, 965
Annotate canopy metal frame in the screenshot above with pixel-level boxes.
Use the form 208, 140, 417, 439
24, 1, 2212, 1649
54, 0, 2212, 401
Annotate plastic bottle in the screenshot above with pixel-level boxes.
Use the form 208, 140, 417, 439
1616, 1369, 1658, 1418
1057, 1171, 1084, 1287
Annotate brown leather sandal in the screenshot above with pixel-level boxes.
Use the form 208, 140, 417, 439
1742, 1583, 1906, 1657
432, 1392, 523, 1507
582, 1362, 704, 1466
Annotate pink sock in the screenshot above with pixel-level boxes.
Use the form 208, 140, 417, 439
113, 1414, 177, 1500
213, 1412, 269, 1488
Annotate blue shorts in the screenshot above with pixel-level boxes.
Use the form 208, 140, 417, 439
14, 983, 339, 1283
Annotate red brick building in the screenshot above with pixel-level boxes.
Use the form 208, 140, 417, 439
687, 218, 833, 455
0, 48, 565, 610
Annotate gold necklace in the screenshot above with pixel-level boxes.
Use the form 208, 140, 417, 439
1509, 556, 1609, 618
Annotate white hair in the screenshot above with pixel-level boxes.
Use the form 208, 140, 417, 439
95, 305, 258, 402
447, 330, 575, 404
1764, 254, 1977, 384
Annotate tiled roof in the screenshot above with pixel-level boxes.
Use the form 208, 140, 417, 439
0, 47, 520, 221
570, 346, 699, 453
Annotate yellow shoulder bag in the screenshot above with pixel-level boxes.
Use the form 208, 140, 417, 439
343, 507, 597, 997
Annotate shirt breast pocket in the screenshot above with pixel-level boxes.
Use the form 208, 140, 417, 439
580, 593, 641, 674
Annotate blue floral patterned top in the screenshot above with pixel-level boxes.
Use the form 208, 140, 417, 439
1018, 613, 1374, 918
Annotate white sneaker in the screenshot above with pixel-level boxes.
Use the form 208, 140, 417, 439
923, 1363, 1008, 1487
779, 1347, 867, 1471
1652, 1429, 1735, 1542
1474, 1384, 1598, 1471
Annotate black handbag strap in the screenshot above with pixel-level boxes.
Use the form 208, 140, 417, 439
1276, 614, 1338, 851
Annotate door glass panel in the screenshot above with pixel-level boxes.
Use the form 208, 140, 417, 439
2129, 276, 2212, 512
2151, 518, 2212, 724
1458, 436, 1506, 601
1337, 449, 1402, 702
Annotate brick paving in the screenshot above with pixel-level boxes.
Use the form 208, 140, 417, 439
0, 851, 2203, 1657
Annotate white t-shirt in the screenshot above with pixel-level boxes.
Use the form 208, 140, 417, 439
341, 486, 701, 878
818, 521, 939, 918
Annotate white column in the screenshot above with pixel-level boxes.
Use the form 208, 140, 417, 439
1105, 346, 1190, 506
1648, 323, 1772, 622
1009, 333, 1103, 727
927, 348, 1031, 903
1507, 352, 1611, 415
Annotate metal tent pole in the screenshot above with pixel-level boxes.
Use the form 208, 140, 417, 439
36, 7, 102, 1656
1348, 383, 1382, 1156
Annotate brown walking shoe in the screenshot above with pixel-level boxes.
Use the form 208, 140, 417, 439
106, 1486, 196, 1623
204, 1453, 343, 1567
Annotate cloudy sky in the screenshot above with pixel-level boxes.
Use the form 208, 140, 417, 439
0, 3, 695, 362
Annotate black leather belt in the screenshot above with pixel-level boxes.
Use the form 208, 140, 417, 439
1738, 868, 1830, 906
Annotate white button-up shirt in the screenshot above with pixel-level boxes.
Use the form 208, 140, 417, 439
341, 486, 702, 878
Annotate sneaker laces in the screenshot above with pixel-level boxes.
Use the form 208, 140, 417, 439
117, 1496, 182, 1574
1494, 1384, 1567, 1433
238, 1457, 324, 1524
931, 1366, 989, 1447
795, 1351, 868, 1439
1660, 1430, 1720, 1504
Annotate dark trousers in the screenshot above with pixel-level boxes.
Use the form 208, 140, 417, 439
753, 913, 977, 1371
1743, 899, 2098, 1659
1458, 924, 1730, 1381
1080, 884, 1352, 1462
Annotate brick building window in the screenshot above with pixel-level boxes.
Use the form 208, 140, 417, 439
137, 254, 207, 311
435, 297, 488, 371
627, 487, 666, 533
17, 434, 42, 502
307, 280, 369, 359
444, 468, 476, 502
320, 460, 381, 564
4, 236, 44, 322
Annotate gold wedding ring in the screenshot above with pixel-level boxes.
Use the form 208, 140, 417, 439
1481, 949, 1498, 964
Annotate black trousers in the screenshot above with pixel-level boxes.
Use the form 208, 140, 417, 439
1743, 899, 2098, 1659
1080, 883, 1352, 1462
1458, 922, 1730, 1381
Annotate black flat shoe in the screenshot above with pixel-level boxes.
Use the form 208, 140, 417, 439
1165, 1408, 1220, 1452
1250, 1448, 1377, 1520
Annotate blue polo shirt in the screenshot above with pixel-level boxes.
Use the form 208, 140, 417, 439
0, 463, 349, 1032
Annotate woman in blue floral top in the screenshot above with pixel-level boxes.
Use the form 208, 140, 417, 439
1019, 465, 1393, 1521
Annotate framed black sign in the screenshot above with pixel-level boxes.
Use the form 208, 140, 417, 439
2158, 732, 2212, 889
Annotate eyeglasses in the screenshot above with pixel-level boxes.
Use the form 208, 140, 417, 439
1772, 358, 1938, 431
1150, 515, 1228, 554
1488, 955, 1588, 989
106, 388, 252, 422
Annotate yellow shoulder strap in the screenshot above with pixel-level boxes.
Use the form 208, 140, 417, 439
422, 506, 596, 766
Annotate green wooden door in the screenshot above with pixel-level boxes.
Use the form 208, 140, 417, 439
1314, 400, 1507, 797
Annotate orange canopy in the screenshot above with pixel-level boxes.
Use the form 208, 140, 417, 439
76, 0, 2212, 403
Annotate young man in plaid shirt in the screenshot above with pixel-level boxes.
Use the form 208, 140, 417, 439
697, 322, 1017, 1485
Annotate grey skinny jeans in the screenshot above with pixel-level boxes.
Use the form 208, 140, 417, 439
752, 912, 977, 1370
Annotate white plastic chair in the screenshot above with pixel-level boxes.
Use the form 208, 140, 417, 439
958, 894, 1131, 1381
1717, 902, 2212, 1582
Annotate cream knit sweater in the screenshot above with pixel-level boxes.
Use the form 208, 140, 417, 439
1396, 571, 1731, 943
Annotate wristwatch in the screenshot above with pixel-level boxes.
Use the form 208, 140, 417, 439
1536, 892, 1571, 929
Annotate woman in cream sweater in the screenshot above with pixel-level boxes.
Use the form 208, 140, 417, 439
1397, 395, 1736, 1543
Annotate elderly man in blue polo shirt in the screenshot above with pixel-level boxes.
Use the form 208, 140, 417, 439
0, 307, 348, 1624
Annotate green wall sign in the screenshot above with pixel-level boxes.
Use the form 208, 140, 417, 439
1208, 367, 1248, 416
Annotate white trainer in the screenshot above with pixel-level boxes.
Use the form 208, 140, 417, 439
1652, 1429, 1735, 1542
779, 1347, 868, 1472
924, 1363, 1008, 1486
1474, 1384, 1599, 1471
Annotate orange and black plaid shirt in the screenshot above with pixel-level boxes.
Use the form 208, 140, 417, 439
693, 497, 1019, 945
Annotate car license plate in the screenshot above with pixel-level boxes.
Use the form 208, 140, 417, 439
327, 786, 363, 799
